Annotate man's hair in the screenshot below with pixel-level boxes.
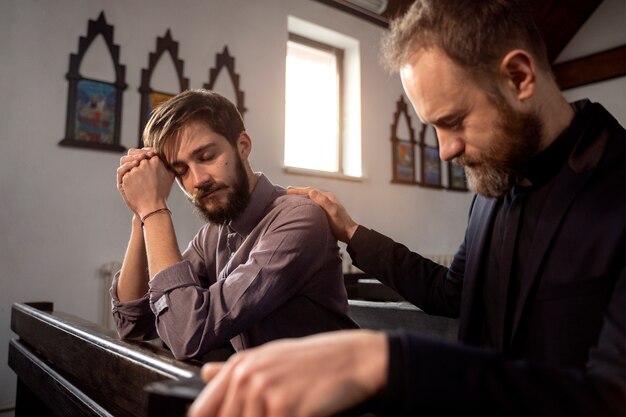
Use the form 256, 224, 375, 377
381, 0, 550, 81
143, 89, 245, 154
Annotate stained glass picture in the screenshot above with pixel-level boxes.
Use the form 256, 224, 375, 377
74, 80, 116, 144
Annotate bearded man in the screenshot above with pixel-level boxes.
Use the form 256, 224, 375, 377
188, 1, 624, 416
112, 89, 357, 360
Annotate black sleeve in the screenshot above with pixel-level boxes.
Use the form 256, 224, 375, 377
347, 225, 464, 318
376, 269, 625, 417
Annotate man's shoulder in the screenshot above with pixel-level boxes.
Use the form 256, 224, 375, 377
255, 188, 328, 228
270, 192, 325, 215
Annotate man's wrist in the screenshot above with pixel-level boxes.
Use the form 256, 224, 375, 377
346, 223, 359, 243
140, 207, 172, 228
131, 214, 143, 228
136, 201, 169, 219
354, 330, 389, 396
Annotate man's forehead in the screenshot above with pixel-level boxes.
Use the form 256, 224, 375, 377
400, 50, 473, 124
163, 121, 215, 161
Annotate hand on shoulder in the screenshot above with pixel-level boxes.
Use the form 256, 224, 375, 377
287, 187, 359, 243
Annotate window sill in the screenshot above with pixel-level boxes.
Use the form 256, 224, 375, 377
283, 166, 364, 183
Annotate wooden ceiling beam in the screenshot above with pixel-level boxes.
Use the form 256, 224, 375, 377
313, 0, 623, 89
552, 45, 626, 90
528, 0, 603, 62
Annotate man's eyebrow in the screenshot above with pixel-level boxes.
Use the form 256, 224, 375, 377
431, 110, 466, 127
169, 143, 217, 167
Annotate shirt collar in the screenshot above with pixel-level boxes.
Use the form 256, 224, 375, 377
227, 173, 277, 237
521, 99, 592, 187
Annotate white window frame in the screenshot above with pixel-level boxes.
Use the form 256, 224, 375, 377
284, 16, 362, 180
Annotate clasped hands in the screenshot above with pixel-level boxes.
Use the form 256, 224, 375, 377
117, 148, 175, 219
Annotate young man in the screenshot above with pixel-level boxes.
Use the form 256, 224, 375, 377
111, 90, 357, 360
189, 1, 624, 416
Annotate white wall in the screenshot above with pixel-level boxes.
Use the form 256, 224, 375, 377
556, 0, 626, 124
0, 0, 623, 407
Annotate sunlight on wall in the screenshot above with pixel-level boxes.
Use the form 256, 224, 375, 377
286, 15, 362, 178
285, 40, 339, 171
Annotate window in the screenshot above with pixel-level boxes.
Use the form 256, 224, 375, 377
285, 17, 362, 178
285, 34, 342, 173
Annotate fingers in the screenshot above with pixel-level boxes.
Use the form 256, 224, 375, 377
117, 149, 166, 185
117, 160, 139, 184
189, 358, 243, 417
308, 188, 338, 209
201, 362, 224, 382
191, 354, 269, 417
120, 148, 155, 167
286, 186, 338, 203
285, 186, 313, 196
188, 374, 228, 417
127, 147, 155, 156
118, 150, 155, 186
215, 357, 267, 417
217, 365, 247, 417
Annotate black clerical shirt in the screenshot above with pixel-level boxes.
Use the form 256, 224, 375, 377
481, 100, 593, 354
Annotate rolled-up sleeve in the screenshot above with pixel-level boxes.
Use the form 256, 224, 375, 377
110, 225, 212, 342
150, 201, 336, 360
110, 272, 157, 340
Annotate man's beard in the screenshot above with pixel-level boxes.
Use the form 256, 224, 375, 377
457, 98, 543, 198
189, 157, 250, 224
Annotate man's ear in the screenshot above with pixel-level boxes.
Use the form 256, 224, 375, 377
236, 132, 252, 159
500, 50, 536, 101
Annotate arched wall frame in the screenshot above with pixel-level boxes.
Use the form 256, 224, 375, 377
59, 12, 127, 153
419, 124, 468, 191
419, 124, 443, 189
137, 30, 190, 147
204, 46, 247, 117
389, 95, 468, 191
390, 95, 418, 184
447, 162, 469, 191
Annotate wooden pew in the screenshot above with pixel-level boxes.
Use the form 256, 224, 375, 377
8, 302, 232, 417
345, 272, 459, 340
344, 273, 405, 302
8, 300, 456, 417
8, 302, 380, 417
348, 299, 459, 340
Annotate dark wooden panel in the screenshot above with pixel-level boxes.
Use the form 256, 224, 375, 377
10, 340, 113, 417
553, 46, 626, 90
345, 273, 405, 302
8, 302, 381, 417
9, 302, 202, 417
348, 299, 459, 340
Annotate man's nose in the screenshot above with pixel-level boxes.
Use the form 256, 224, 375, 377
436, 129, 465, 161
190, 166, 212, 190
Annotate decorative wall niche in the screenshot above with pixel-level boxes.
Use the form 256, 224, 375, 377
204, 46, 247, 117
419, 124, 442, 189
59, 12, 127, 153
390, 95, 418, 184
447, 163, 469, 191
137, 30, 189, 147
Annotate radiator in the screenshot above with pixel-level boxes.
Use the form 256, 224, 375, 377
98, 261, 121, 331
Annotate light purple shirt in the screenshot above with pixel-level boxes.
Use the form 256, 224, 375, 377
111, 174, 357, 359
